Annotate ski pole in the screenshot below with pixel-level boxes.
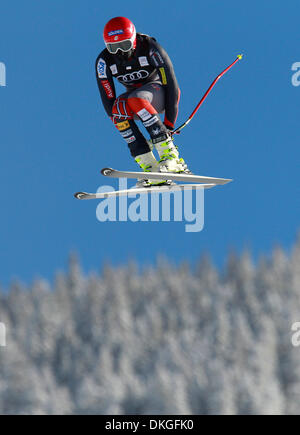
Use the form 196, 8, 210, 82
172, 54, 243, 136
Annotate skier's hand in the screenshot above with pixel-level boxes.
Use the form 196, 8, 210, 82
164, 124, 174, 135
164, 124, 180, 136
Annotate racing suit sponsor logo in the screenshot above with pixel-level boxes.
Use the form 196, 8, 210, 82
159, 67, 167, 85
101, 80, 114, 98
125, 136, 136, 144
117, 120, 130, 131
150, 49, 164, 66
151, 126, 162, 136
110, 64, 118, 75
97, 58, 107, 79
151, 56, 159, 67
137, 108, 152, 121
117, 70, 149, 83
152, 134, 169, 144
138, 56, 149, 67
120, 129, 133, 138
143, 115, 159, 127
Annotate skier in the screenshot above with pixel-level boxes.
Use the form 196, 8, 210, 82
95, 16, 191, 186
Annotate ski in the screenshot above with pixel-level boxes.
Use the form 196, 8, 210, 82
101, 167, 232, 185
74, 183, 216, 200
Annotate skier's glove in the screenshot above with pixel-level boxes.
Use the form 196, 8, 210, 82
164, 124, 174, 135
164, 124, 180, 136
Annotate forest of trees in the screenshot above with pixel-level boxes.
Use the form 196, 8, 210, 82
0, 236, 299, 415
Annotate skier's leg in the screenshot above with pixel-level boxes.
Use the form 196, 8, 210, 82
127, 83, 169, 144
112, 94, 167, 185
112, 94, 150, 158
127, 83, 190, 173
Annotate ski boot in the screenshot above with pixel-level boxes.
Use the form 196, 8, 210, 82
154, 136, 192, 174
135, 151, 173, 187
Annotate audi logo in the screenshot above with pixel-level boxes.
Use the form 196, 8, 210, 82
117, 70, 149, 82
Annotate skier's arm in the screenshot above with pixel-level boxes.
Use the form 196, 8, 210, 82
95, 55, 116, 118
149, 40, 180, 130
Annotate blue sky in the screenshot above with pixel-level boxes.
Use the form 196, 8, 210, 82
0, 0, 299, 287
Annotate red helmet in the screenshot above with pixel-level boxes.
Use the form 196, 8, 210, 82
103, 17, 137, 54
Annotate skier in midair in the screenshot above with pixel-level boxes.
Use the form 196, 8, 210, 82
96, 16, 191, 186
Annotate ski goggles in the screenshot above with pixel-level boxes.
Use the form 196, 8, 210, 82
106, 37, 135, 54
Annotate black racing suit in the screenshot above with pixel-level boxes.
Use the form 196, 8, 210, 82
95, 33, 180, 157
